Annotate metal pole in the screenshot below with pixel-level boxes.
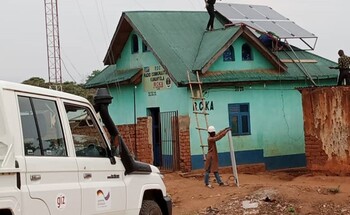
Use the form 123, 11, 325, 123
227, 130, 239, 187
134, 85, 137, 159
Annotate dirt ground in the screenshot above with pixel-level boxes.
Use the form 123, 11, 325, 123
163, 169, 350, 215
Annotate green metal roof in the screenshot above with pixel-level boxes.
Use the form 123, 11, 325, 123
125, 11, 228, 83
201, 50, 338, 83
193, 27, 240, 70
85, 66, 141, 88
94, 11, 338, 88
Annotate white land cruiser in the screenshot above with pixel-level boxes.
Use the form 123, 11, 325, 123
0, 80, 172, 215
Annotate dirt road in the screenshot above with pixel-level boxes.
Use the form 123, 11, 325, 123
164, 170, 350, 214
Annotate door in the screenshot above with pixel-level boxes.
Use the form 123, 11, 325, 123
148, 107, 162, 166
19, 95, 81, 215
63, 102, 126, 215
148, 108, 180, 171
160, 111, 180, 171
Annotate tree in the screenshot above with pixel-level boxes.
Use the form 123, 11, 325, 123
22, 77, 48, 88
86, 70, 101, 83
22, 70, 99, 103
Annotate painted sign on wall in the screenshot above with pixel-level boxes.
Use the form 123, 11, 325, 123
143, 65, 172, 92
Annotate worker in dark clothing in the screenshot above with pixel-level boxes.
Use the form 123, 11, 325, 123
329, 49, 350, 85
205, 0, 216, 31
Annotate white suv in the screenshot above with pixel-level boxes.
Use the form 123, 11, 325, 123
0, 80, 172, 215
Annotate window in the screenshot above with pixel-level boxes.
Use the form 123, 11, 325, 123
228, 103, 250, 136
142, 41, 149, 52
242, 43, 253, 61
131, 34, 139, 54
223, 45, 235, 61
64, 103, 108, 158
19, 96, 67, 156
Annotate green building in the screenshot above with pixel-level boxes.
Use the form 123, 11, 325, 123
86, 9, 337, 172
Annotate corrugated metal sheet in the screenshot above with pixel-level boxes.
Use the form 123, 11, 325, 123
200, 50, 338, 83
126, 11, 224, 83
85, 66, 141, 88
95, 11, 338, 87
193, 27, 240, 70
300, 87, 350, 174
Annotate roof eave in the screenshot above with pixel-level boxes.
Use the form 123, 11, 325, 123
200, 25, 287, 74
201, 27, 244, 74
240, 26, 287, 72
103, 13, 133, 65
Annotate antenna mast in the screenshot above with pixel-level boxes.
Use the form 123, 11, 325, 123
44, 0, 62, 90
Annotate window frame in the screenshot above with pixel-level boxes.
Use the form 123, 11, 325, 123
131, 34, 139, 54
18, 95, 68, 157
242, 43, 253, 61
63, 102, 111, 158
142, 41, 150, 52
223, 45, 235, 62
228, 103, 251, 136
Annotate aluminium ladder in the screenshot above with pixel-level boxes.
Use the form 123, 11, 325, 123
187, 71, 209, 161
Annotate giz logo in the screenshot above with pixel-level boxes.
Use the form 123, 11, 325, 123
56, 194, 66, 209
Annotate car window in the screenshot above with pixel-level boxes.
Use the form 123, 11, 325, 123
64, 103, 108, 158
19, 96, 67, 156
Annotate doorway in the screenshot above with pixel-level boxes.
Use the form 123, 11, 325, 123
147, 108, 180, 171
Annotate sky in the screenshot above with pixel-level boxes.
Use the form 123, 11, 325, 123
0, 0, 349, 83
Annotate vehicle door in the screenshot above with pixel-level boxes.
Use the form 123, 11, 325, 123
63, 101, 126, 215
18, 95, 81, 215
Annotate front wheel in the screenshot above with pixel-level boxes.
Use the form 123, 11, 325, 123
139, 200, 162, 215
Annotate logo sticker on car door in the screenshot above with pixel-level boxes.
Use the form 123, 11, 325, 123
96, 189, 111, 210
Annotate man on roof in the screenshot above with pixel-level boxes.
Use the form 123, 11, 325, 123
329, 49, 350, 86
205, 0, 216, 31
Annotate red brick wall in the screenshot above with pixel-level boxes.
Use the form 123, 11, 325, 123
135, 117, 153, 164
179, 116, 192, 172
117, 117, 153, 164
117, 124, 136, 155
300, 86, 350, 174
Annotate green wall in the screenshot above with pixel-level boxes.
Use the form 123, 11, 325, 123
188, 82, 306, 157
209, 37, 275, 71
108, 31, 189, 125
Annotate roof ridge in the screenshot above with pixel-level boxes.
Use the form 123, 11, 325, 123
124, 10, 206, 14
192, 31, 208, 71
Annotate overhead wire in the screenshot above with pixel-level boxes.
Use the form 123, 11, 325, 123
61, 50, 85, 82
74, 0, 101, 65
94, 0, 109, 47
61, 59, 77, 83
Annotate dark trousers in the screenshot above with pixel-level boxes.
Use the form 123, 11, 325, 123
337, 69, 350, 86
206, 4, 215, 30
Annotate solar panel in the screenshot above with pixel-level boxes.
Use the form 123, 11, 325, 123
215, 3, 316, 39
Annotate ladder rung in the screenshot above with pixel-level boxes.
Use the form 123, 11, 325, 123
200, 145, 208, 147
193, 111, 209, 115
188, 81, 202, 84
196, 127, 208, 131
191, 96, 204, 100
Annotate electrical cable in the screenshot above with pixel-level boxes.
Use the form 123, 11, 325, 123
61, 59, 77, 83
74, 0, 101, 65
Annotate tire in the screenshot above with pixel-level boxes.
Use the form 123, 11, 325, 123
139, 200, 162, 215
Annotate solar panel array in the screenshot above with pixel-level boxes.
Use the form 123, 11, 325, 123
215, 3, 316, 39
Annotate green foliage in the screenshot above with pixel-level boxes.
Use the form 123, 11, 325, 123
288, 206, 296, 214
86, 70, 101, 83
22, 77, 48, 88
21, 71, 98, 103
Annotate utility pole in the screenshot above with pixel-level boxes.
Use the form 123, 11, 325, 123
44, 0, 62, 91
